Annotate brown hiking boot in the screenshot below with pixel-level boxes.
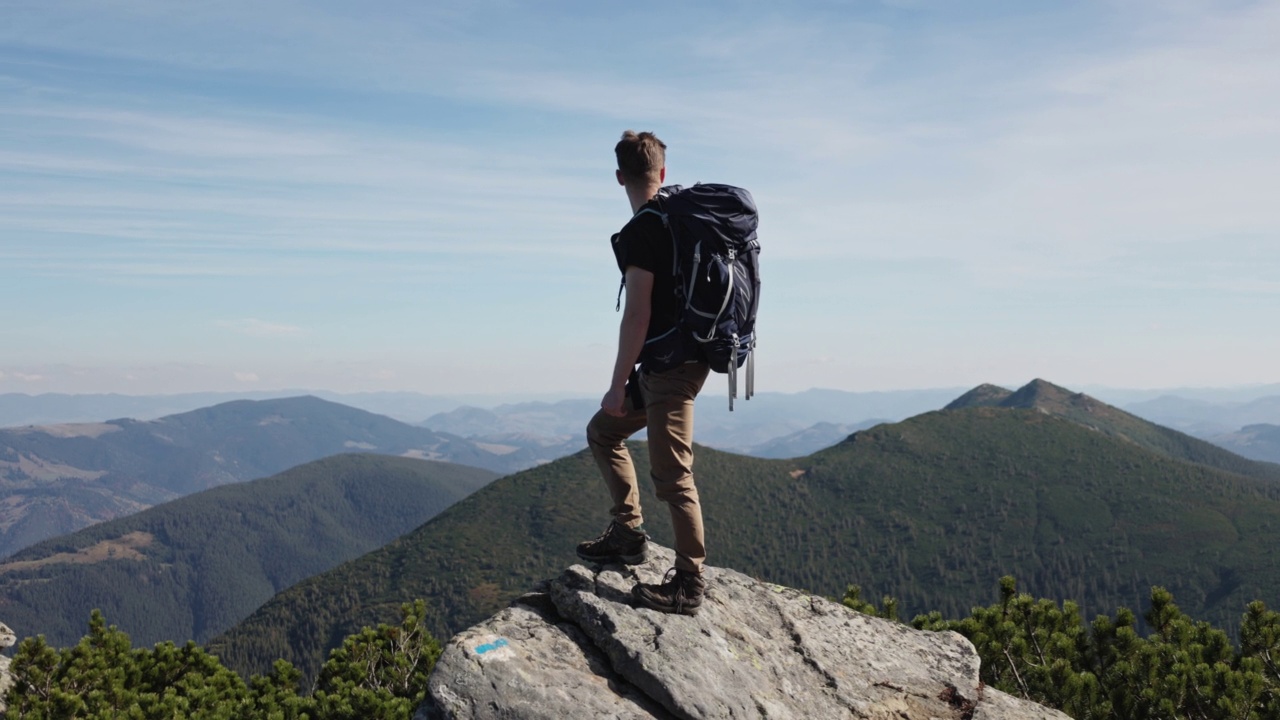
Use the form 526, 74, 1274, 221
576, 520, 648, 565
633, 568, 705, 616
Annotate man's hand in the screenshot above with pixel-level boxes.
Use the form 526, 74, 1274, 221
601, 385, 627, 417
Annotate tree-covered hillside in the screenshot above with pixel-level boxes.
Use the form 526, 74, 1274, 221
211, 406, 1280, 681
0, 454, 496, 649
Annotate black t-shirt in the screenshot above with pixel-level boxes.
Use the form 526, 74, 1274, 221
612, 200, 680, 343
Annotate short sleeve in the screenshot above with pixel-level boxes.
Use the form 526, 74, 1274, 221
612, 210, 666, 275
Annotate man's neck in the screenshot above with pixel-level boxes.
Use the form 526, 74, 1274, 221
626, 183, 661, 214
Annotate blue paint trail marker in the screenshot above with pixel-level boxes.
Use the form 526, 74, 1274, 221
474, 638, 510, 655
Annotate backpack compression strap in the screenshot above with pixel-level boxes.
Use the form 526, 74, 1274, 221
726, 337, 756, 411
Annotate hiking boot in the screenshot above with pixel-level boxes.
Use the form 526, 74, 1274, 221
576, 520, 648, 565
632, 568, 705, 616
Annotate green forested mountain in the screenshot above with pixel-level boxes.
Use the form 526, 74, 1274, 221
0, 454, 495, 649
947, 378, 1280, 482
210, 400, 1280, 681
0, 395, 529, 558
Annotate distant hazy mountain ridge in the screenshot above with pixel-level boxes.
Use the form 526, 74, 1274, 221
1124, 394, 1280, 437
740, 419, 885, 458
0, 396, 531, 557
421, 389, 963, 458
1210, 424, 1280, 464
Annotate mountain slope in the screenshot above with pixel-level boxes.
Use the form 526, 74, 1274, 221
210, 406, 1280, 681
0, 454, 496, 648
0, 396, 530, 557
944, 379, 1280, 482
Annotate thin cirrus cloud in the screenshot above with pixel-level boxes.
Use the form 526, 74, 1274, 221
216, 319, 305, 339
1, 98, 617, 272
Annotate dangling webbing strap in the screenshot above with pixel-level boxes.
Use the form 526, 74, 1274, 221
726, 337, 756, 411
727, 335, 740, 411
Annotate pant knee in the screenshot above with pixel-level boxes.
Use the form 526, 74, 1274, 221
653, 474, 697, 504
585, 415, 610, 447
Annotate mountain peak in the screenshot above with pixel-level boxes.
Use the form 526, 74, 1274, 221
421, 544, 1067, 719
945, 379, 1104, 415
943, 384, 1013, 410
936, 380, 1280, 482
1003, 378, 1085, 409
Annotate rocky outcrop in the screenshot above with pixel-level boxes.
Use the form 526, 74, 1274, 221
0, 620, 16, 715
418, 545, 1068, 720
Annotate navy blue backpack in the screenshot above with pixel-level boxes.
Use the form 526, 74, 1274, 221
634, 183, 761, 410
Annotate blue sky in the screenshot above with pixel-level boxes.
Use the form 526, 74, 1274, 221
2, 0, 1277, 396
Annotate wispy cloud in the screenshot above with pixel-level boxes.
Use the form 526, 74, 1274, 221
217, 319, 304, 338
3, 0, 1278, 392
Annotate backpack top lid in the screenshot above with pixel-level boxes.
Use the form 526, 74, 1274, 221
658, 184, 759, 252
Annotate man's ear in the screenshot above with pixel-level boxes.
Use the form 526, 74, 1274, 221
660, 167, 666, 183
616, 169, 625, 186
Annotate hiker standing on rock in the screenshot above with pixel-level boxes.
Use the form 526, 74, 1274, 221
577, 130, 711, 616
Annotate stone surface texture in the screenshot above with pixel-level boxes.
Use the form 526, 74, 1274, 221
419, 546, 1069, 720
0, 620, 15, 715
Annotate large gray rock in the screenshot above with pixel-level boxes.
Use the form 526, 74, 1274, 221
0, 620, 15, 716
421, 546, 1068, 720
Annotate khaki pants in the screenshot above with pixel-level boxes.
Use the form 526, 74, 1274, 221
586, 362, 710, 573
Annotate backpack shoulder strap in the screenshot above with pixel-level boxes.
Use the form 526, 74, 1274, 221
633, 207, 667, 225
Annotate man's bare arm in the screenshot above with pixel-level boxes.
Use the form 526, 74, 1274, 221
601, 265, 653, 416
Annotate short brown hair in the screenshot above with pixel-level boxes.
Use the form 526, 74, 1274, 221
615, 130, 666, 184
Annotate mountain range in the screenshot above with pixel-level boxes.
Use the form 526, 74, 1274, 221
0, 395, 545, 558
10, 385, 1280, 464
1124, 394, 1280, 437
0, 390, 572, 428
421, 388, 963, 455
208, 379, 1280, 681
0, 453, 495, 649
739, 419, 885, 458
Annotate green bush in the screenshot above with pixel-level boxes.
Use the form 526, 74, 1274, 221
910, 577, 1280, 719
3, 601, 440, 720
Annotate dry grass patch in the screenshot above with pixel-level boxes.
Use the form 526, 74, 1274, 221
0, 531, 154, 573
13, 423, 122, 439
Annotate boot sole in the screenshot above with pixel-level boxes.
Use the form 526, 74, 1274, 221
576, 545, 648, 565
632, 594, 701, 616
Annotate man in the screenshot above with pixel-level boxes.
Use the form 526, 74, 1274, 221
577, 130, 711, 617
